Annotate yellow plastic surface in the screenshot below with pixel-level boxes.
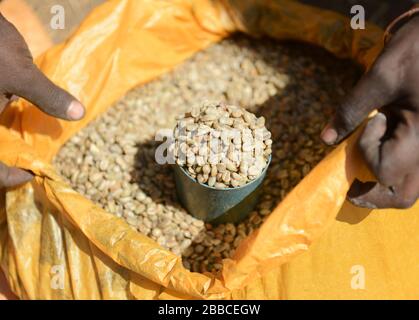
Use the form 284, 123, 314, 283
0, 0, 417, 299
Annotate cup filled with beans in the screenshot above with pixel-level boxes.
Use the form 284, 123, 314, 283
171, 101, 272, 223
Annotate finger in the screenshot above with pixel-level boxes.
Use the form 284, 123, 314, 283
358, 112, 387, 176
321, 67, 397, 145
357, 112, 407, 187
11, 64, 85, 121
347, 177, 418, 209
0, 162, 33, 188
370, 111, 417, 187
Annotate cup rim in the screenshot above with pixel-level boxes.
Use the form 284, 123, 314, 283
175, 155, 272, 191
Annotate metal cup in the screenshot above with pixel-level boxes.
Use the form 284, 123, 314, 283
173, 156, 271, 224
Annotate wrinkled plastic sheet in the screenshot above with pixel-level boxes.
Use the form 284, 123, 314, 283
0, 0, 418, 299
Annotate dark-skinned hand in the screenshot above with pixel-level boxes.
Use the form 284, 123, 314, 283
321, 15, 419, 209
0, 13, 85, 189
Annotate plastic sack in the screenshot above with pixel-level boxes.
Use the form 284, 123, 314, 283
0, 0, 418, 299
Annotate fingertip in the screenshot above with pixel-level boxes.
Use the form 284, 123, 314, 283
320, 124, 338, 145
347, 196, 378, 209
374, 112, 387, 122
66, 100, 85, 121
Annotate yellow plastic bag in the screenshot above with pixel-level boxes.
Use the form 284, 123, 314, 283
0, 0, 418, 299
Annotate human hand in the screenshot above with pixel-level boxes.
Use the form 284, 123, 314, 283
0, 13, 85, 188
321, 15, 419, 209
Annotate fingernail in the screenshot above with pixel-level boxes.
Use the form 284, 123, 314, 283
321, 125, 338, 145
348, 197, 378, 209
66, 101, 85, 120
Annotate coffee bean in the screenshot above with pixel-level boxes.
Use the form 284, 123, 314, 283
208, 176, 216, 187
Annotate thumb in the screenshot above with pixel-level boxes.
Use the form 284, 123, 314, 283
0, 162, 33, 188
12, 64, 85, 121
321, 68, 396, 145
